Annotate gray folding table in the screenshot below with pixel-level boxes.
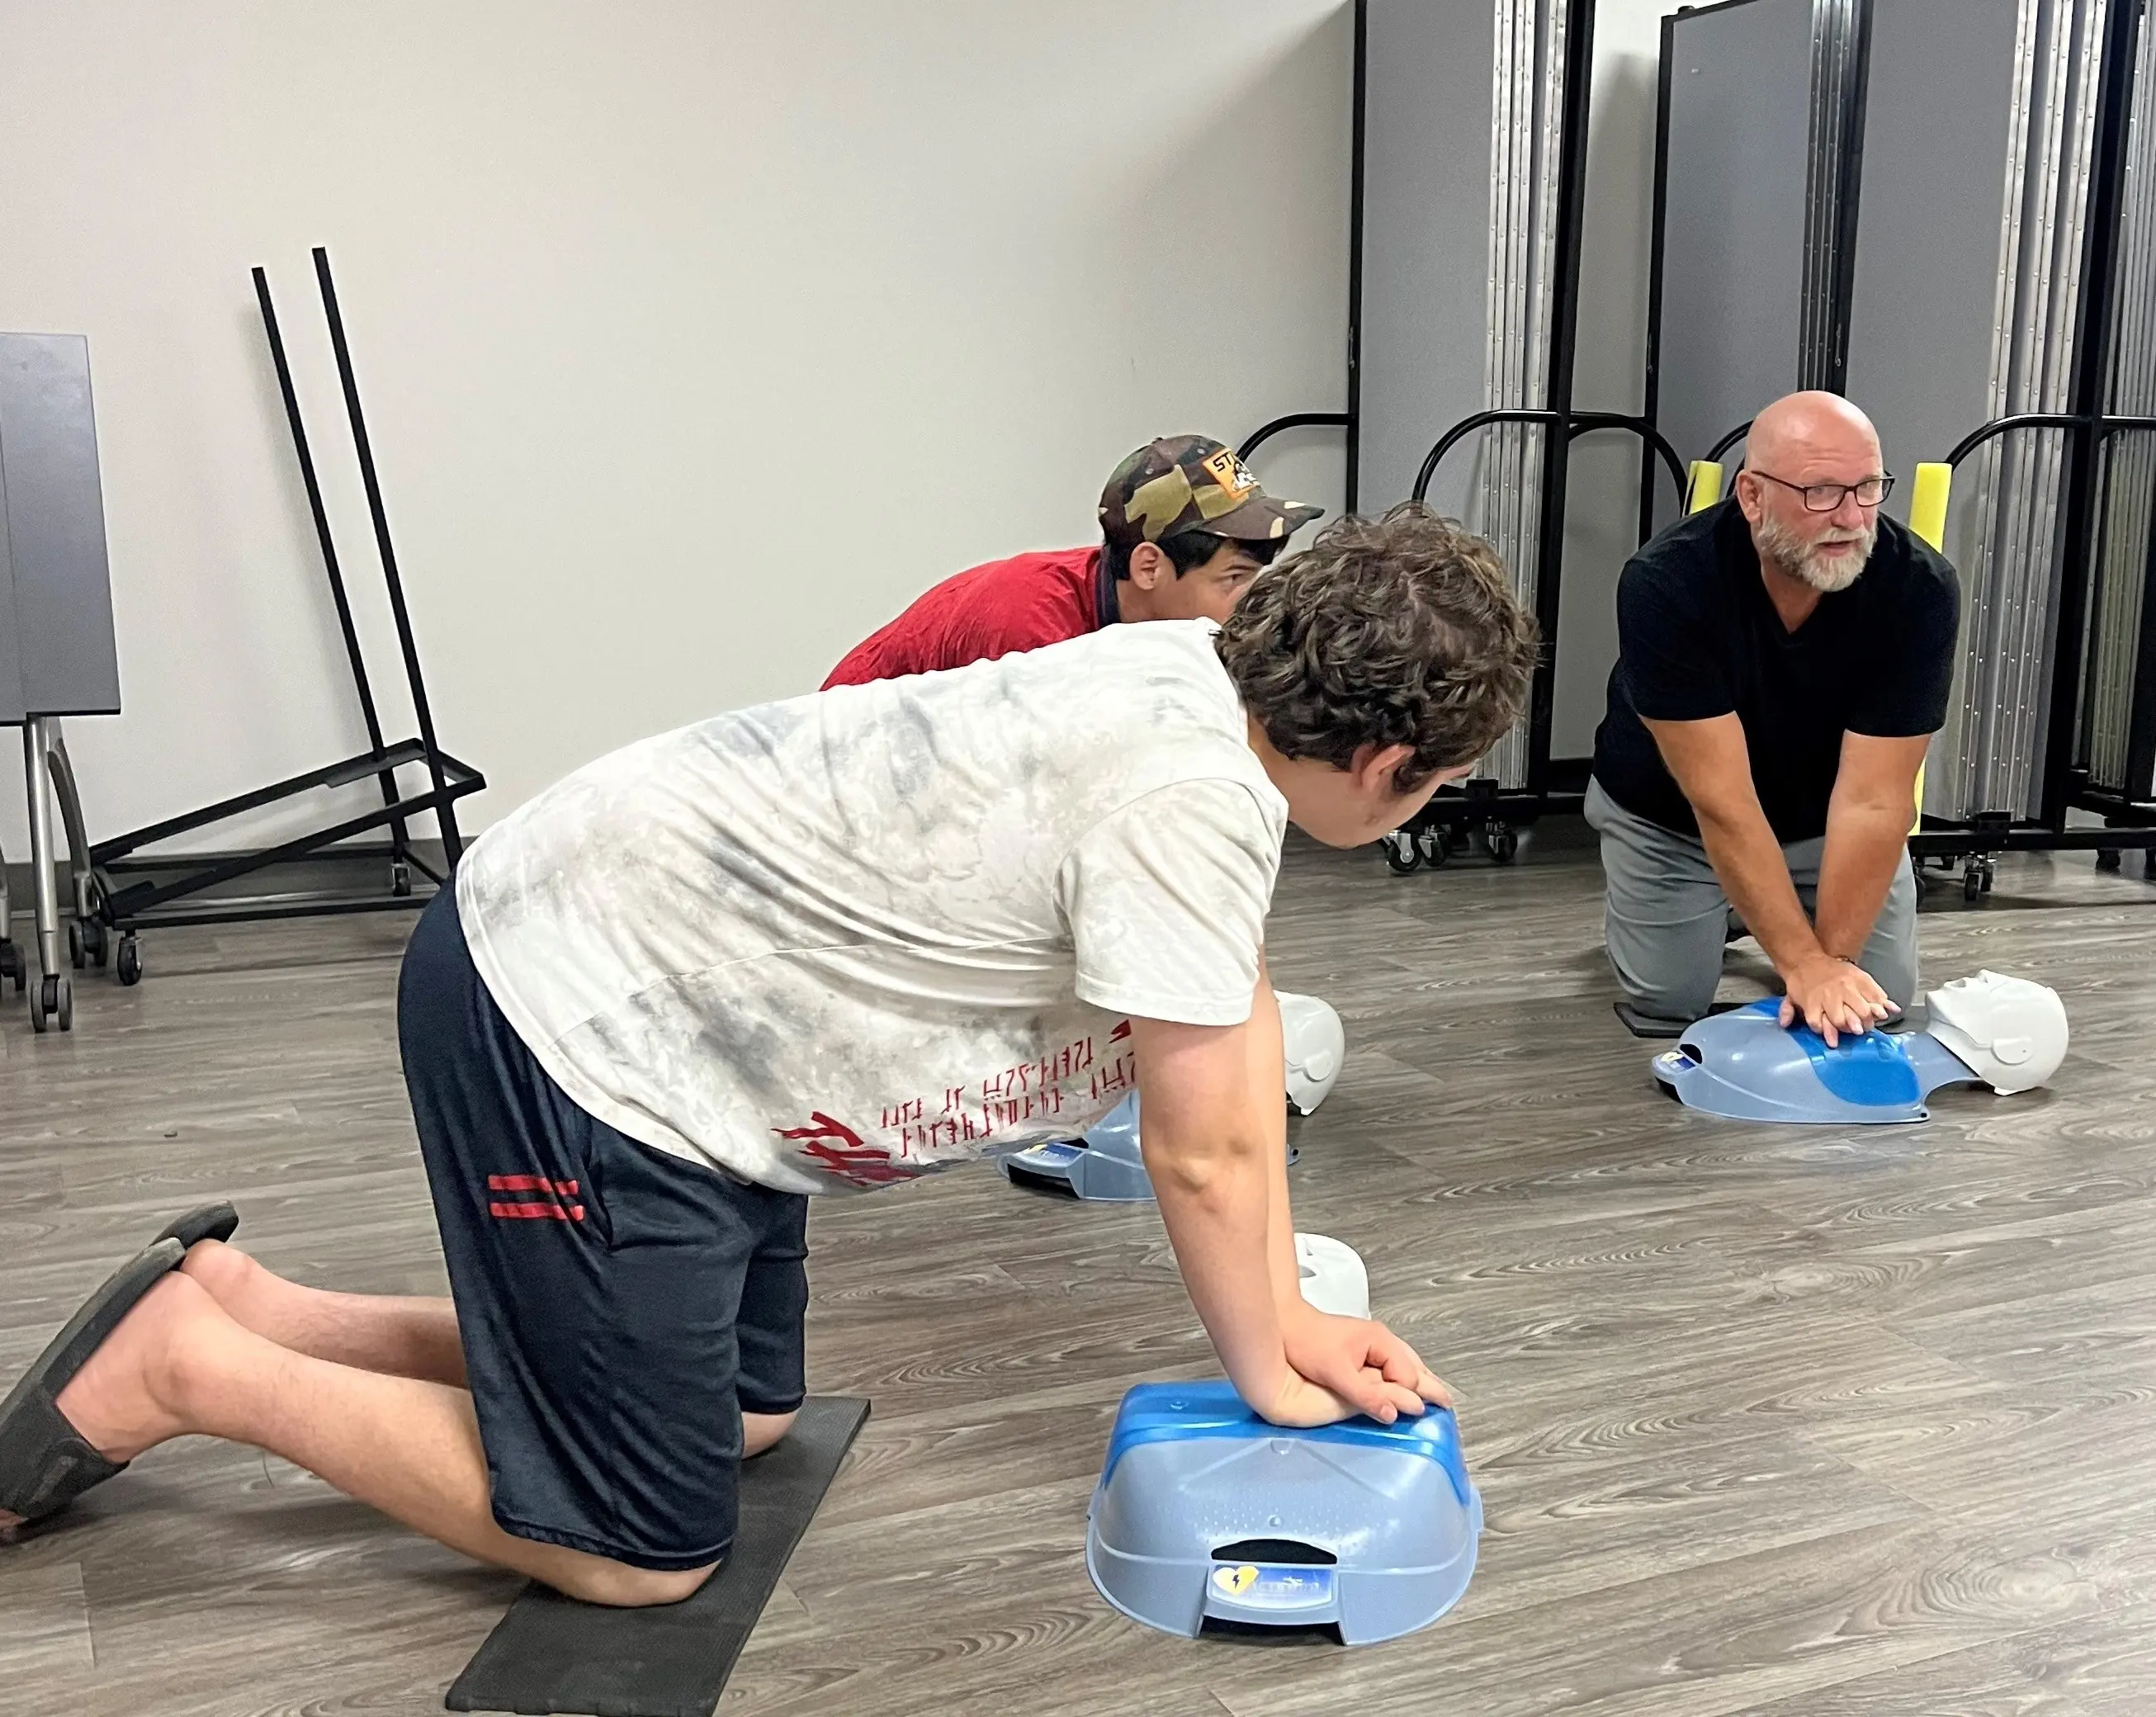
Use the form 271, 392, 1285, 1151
0, 331, 121, 1032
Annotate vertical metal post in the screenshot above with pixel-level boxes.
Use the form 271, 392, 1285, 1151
253, 266, 410, 860
43, 722, 95, 920
312, 247, 464, 866
2041, 0, 2141, 828
23, 718, 63, 985
1525, 0, 1596, 795
1638, 12, 1679, 545
1345, 0, 1368, 514
1822, 0, 1876, 394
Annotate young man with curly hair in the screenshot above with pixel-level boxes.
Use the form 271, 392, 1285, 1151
1, 506, 1537, 1613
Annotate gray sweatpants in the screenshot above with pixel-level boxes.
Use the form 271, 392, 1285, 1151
1583, 777, 1919, 1024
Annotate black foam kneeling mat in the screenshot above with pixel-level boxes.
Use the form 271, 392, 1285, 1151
446, 1396, 869, 1717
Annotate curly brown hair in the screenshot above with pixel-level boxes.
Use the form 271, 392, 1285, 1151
1214, 502, 1539, 789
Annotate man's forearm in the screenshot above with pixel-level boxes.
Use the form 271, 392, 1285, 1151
1813, 802, 1910, 961
1695, 804, 1823, 978
1144, 1119, 1287, 1405
1245, 978, 1304, 1318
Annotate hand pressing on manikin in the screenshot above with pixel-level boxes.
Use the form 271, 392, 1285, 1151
1779, 952, 1898, 1048
1253, 1301, 1453, 1429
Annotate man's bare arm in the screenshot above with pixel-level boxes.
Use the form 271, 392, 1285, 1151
1815, 731, 1930, 966
1643, 713, 1894, 1043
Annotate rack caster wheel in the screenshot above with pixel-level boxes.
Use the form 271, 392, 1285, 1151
1962, 858, 1993, 902
1381, 830, 1421, 874
1416, 826, 1449, 868
2097, 846, 2123, 873
0, 940, 22, 993
31, 973, 72, 1034
391, 859, 414, 898
68, 921, 84, 969
85, 919, 107, 967
116, 935, 142, 987
1488, 824, 1519, 865
1913, 868, 1931, 906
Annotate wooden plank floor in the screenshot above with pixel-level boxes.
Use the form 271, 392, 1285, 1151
3, 832, 2156, 1715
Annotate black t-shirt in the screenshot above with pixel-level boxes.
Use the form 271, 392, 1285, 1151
1591, 500, 1961, 842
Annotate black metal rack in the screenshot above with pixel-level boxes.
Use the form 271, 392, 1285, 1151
69, 248, 482, 986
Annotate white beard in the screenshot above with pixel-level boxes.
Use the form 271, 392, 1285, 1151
1755, 512, 1875, 593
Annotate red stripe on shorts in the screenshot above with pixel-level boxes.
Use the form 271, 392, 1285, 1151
487, 1174, 579, 1195
488, 1200, 586, 1221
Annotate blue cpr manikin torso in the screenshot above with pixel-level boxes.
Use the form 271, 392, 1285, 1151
1653, 998, 1980, 1123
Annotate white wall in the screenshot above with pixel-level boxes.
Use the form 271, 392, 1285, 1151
0, 0, 1354, 855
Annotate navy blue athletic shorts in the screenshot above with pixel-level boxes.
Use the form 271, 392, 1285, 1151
398, 885, 809, 1573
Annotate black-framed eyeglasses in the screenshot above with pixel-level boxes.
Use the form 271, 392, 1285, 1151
1749, 470, 1896, 512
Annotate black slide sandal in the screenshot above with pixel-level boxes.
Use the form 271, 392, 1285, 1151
0, 1237, 187, 1528
151, 1201, 239, 1251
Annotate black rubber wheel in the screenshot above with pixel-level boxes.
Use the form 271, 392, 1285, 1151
67, 921, 84, 970
54, 975, 71, 1032
1382, 831, 1421, 875
32, 972, 69, 1033
391, 859, 414, 898
116, 935, 142, 987
0, 942, 21, 994
85, 918, 108, 967
2097, 846, 2123, 873
1913, 868, 1931, 906
1417, 827, 1449, 868
1489, 825, 1519, 865
1963, 865, 1983, 903
1980, 863, 1995, 895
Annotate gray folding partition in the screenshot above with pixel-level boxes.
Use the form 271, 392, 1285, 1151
2084, 8, 2156, 806
1654, 0, 2156, 876
1841, 0, 2026, 531
1845, 0, 2133, 825
1356, 0, 1590, 793
1355, 0, 1506, 518
1646, 0, 1870, 511
1648, 0, 1819, 490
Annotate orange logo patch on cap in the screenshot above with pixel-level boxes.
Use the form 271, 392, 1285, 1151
1201, 447, 1258, 499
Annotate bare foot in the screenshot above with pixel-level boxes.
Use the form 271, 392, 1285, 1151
50, 1270, 228, 1466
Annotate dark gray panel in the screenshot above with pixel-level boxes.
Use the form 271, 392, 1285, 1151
1653, 0, 1816, 470
1355, 0, 1499, 514
1843, 0, 2024, 515
0, 333, 121, 717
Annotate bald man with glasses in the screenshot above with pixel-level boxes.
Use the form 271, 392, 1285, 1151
1587, 390, 1961, 1042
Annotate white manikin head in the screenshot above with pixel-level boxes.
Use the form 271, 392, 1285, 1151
1927, 970, 2069, 1095
1276, 991, 1346, 1115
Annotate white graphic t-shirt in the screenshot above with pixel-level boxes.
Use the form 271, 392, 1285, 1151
456, 620, 1287, 1194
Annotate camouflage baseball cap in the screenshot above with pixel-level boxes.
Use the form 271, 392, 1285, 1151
1099, 435, 1324, 551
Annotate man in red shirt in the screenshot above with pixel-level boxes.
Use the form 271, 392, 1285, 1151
825, 435, 1322, 687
